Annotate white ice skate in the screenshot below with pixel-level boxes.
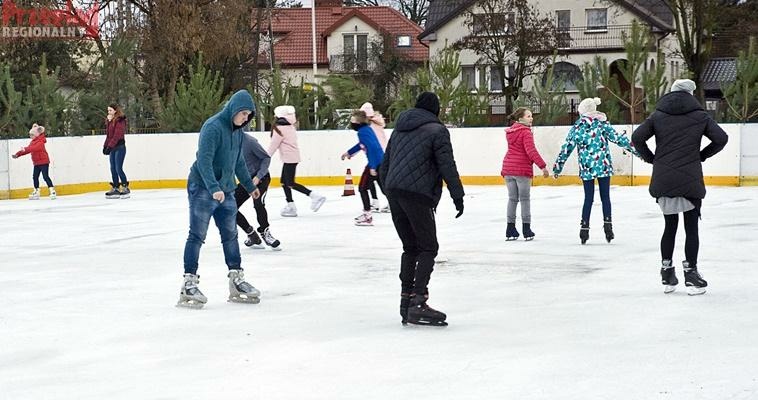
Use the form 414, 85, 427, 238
379, 205, 391, 213
354, 212, 373, 226
371, 199, 380, 212
49, 187, 56, 200
310, 192, 326, 212
281, 202, 297, 217
177, 273, 207, 309
28, 188, 40, 200
261, 227, 282, 251
228, 269, 260, 304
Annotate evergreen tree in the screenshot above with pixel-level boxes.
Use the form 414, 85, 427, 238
0, 63, 24, 138
529, 53, 568, 125
20, 55, 70, 137
159, 55, 226, 132
641, 48, 669, 117
723, 38, 758, 122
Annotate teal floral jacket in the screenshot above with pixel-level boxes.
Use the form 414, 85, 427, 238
553, 113, 639, 181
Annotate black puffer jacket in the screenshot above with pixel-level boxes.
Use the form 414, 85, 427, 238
632, 92, 728, 199
378, 108, 464, 207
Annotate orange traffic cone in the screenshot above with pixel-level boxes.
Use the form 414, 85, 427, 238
342, 168, 356, 196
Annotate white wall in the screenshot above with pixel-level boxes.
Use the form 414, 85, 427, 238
1, 124, 752, 196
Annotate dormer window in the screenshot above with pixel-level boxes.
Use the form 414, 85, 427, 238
397, 35, 411, 47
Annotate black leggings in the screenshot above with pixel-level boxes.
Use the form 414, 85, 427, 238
358, 166, 377, 211
661, 209, 699, 265
33, 164, 54, 188
235, 175, 271, 233
280, 163, 311, 202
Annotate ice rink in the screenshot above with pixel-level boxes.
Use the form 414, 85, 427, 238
1, 185, 756, 400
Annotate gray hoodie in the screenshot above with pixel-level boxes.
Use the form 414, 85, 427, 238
242, 133, 271, 180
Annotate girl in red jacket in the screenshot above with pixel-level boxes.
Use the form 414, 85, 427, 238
500, 108, 549, 240
103, 103, 130, 199
12, 124, 56, 200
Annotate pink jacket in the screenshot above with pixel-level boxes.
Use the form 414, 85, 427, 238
501, 123, 547, 177
369, 115, 388, 150
267, 124, 301, 163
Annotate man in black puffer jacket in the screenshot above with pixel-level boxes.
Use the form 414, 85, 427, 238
378, 92, 464, 326
632, 79, 728, 296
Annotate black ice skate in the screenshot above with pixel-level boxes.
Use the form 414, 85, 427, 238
259, 227, 281, 251
407, 296, 447, 327
683, 261, 707, 296
244, 229, 264, 249
228, 269, 261, 303
105, 184, 120, 199
580, 220, 590, 244
660, 259, 678, 294
603, 217, 614, 243
400, 293, 411, 325
119, 182, 131, 199
506, 223, 520, 241
522, 223, 535, 241
177, 273, 207, 309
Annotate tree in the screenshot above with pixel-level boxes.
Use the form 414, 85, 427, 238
0, 62, 24, 138
392, 0, 429, 26
321, 75, 373, 127
159, 56, 226, 132
576, 59, 623, 123
642, 48, 669, 117
528, 53, 568, 126
723, 38, 758, 122
454, 0, 557, 115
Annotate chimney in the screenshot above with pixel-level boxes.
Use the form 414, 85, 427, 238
315, 0, 342, 7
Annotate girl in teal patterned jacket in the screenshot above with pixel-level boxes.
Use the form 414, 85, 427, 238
552, 97, 639, 244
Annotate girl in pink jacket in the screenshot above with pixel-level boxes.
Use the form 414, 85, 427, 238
500, 107, 549, 241
268, 105, 325, 217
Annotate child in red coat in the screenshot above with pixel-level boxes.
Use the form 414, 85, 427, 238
500, 108, 548, 240
12, 124, 56, 200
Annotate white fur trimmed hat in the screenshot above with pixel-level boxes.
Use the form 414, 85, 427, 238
274, 105, 296, 118
578, 97, 601, 115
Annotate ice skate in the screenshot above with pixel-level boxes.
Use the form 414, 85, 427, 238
400, 293, 411, 325
309, 192, 326, 212
176, 273, 207, 309
407, 296, 447, 327
370, 199, 380, 213
379, 205, 391, 213
354, 211, 373, 226
281, 202, 297, 217
228, 269, 260, 304
105, 184, 120, 199
522, 223, 535, 241
49, 187, 56, 200
683, 261, 707, 296
660, 259, 678, 294
580, 220, 590, 244
244, 229, 264, 249
505, 223, 519, 241
260, 227, 282, 251
603, 217, 614, 243
119, 183, 131, 199
28, 188, 40, 200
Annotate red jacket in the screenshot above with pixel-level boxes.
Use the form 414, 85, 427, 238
15, 134, 50, 166
500, 123, 546, 177
104, 116, 127, 149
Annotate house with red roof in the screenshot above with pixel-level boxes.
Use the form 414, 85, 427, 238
255, 0, 428, 83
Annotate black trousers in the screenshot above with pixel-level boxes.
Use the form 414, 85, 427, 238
280, 163, 311, 202
661, 209, 699, 265
358, 166, 378, 211
235, 174, 271, 233
33, 164, 54, 188
389, 195, 439, 296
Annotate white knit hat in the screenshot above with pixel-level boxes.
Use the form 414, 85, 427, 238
274, 105, 296, 118
671, 79, 696, 94
360, 102, 375, 118
578, 97, 601, 115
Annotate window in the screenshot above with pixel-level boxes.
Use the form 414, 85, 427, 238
343, 33, 369, 71
490, 66, 504, 92
472, 13, 515, 36
586, 8, 607, 31
543, 62, 583, 91
462, 66, 476, 90
397, 35, 411, 47
462, 65, 509, 92
556, 10, 570, 31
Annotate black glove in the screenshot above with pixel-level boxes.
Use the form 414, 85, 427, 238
103, 146, 111, 155
453, 198, 464, 218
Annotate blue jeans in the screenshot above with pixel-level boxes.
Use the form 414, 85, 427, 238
183, 182, 241, 275
582, 177, 611, 222
109, 145, 128, 186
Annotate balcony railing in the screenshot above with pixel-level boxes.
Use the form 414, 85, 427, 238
329, 54, 377, 73
556, 24, 640, 51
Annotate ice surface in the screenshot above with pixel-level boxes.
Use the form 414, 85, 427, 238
1, 185, 757, 400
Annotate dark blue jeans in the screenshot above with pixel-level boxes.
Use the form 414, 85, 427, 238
109, 145, 128, 186
183, 182, 241, 275
582, 177, 611, 222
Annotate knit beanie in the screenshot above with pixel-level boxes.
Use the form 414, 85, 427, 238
671, 79, 696, 95
577, 97, 601, 115
415, 92, 440, 116
360, 102, 375, 118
